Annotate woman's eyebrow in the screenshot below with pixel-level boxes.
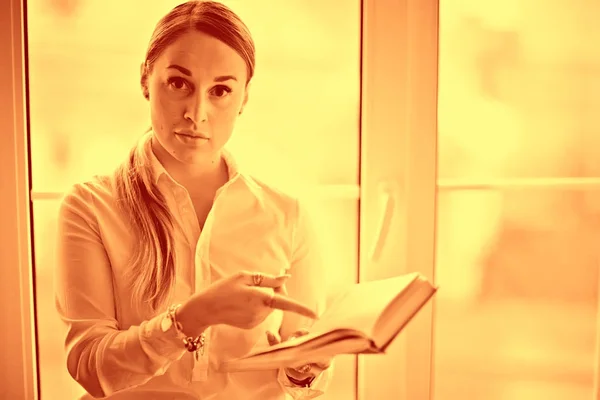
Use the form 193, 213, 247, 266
167, 64, 192, 76
166, 65, 237, 82
214, 75, 237, 82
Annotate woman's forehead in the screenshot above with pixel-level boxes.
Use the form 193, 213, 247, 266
154, 30, 247, 80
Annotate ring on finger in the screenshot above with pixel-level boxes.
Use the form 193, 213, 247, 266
252, 273, 264, 286
295, 364, 312, 374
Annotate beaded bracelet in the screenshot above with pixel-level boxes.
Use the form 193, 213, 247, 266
167, 303, 206, 361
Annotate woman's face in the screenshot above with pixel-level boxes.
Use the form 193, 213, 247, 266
145, 30, 249, 164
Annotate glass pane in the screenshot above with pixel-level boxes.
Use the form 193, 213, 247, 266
33, 196, 358, 399
27, 1, 360, 398
438, 0, 600, 180
433, 188, 599, 399
436, 1, 600, 397
27, 0, 361, 191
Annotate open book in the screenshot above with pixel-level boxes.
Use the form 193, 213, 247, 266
220, 272, 437, 372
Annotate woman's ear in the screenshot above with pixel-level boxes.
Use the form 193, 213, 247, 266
239, 81, 251, 115
140, 62, 149, 100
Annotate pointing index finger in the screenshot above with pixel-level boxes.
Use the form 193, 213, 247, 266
269, 294, 318, 320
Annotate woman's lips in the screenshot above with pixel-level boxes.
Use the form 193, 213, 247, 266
176, 131, 208, 139
175, 133, 209, 145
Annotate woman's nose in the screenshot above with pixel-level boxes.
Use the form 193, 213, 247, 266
184, 95, 208, 123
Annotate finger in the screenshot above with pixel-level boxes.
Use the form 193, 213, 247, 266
285, 361, 328, 379
269, 294, 318, 319
287, 328, 310, 341
307, 362, 329, 375
241, 271, 291, 288
266, 331, 280, 346
290, 357, 330, 371
274, 282, 288, 296
312, 358, 332, 369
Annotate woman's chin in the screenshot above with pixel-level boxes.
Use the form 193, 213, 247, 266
172, 147, 221, 166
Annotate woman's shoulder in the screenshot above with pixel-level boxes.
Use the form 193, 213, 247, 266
59, 174, 117, 215
241, 174, 300, 207
63, 174, 114, 198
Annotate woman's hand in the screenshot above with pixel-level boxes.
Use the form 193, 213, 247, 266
177, 271, 318, 336
266, 329, 332, 381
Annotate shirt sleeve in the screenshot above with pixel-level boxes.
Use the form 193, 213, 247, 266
54, 183, 186, 398
276, 199, 332, 398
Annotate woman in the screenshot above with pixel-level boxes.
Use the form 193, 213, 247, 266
54, 1, 332, 399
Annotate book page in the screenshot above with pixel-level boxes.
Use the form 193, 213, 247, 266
308, 273, 420, 337
220, 336, 375, 372
239, 273, 421, 357
372, 278, 437, 348
221, 273, 432, 371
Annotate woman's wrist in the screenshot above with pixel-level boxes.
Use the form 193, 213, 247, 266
176, 297, 211, 337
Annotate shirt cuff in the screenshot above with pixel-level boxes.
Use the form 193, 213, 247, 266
277, 363, 333, 400
138, 311, 187, 374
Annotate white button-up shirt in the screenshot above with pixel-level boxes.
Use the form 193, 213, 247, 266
54, 137, 332, 399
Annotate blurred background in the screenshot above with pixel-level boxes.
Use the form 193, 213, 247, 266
435, 1, 599, 399
24, 0, 600, 399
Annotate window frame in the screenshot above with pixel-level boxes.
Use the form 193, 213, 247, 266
3, 1, 441, 399
1, 0, 39, 399
359, 0, 439, 399
4, 0, 441, 399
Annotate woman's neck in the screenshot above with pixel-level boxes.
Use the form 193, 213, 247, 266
151, 138, 229, 194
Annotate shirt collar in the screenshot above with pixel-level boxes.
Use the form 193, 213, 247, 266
144, 132, 260, 195
146, 135, 168, 185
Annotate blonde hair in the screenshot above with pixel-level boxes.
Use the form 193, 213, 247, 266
114, 132, 175, 316
115, 1, 256, 316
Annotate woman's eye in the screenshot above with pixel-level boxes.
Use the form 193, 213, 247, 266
167, 77, 189, 91
211, 85, 232, 98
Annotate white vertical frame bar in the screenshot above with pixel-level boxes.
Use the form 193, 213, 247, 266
359, 0, 439, 399
0, 0, 38, 399
595, 253, 600, 400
